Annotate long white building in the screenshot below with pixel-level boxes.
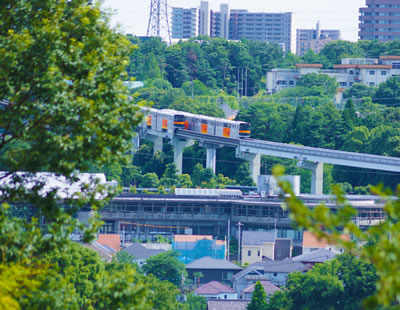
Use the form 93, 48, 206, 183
266, 56, 400, 94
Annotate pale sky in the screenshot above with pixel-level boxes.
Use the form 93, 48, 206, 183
102, 0, 366, 42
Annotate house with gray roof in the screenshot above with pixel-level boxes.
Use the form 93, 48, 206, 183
122, 243, 165, 266
207, 300, 249, 310
292, 248, 337, 265
233, 258, 310, 291
195, 281, 238, 300
242, 231, 292, 264
186, 256, 242, 286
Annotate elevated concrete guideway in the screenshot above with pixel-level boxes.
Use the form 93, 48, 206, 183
136, 127, 400, 195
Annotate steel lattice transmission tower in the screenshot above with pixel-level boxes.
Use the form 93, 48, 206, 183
146, 0, 171, 45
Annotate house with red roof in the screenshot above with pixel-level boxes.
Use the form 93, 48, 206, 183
195, 281, 238, 300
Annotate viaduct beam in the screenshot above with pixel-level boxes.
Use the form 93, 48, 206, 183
199, 142, 224, 173
297, 161, 324, 195
236, 150, 261, 185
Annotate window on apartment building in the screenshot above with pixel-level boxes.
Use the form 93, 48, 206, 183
369, 70, 375, 75
369, 82, 375, 86
349, 70, 354, 74
393, 63, 400, 69
258, 250, 260, 257
273, 272, 278, 277
289, 80, 294, 86
248, 250, 251, 256
339, 82, 347, 87
381, 71, 387, 75
349, 82, 353, 86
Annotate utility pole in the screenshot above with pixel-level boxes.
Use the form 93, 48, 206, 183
236, 222, 244, 265
245, 66, 248, 97
227, 220, 230, 261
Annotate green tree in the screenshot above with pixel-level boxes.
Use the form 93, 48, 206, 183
342, 99, 357, 129
186, 292, 207, 310
141, 251, 187, 287
143, 52, 162, 80
140, 173, 160, 188
234, 163, 254, 186
178, 174, 193, 188
296, 73, 339, 98
319, 41, 365, 67
343, 83, 376, 99
374, 76, 400, 106
160, 163, 180, 187
247, 281, 268, 310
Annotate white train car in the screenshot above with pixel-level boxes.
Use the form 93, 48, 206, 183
138, 107, 251, 138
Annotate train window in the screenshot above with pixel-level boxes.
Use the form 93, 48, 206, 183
201, 120, 208, 124
224, 123, 231, 128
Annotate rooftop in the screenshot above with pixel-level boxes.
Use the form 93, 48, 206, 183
195, 281, 236, 295
242, 231, 275, 246
302, 231, 350, 248
123, 243, 165, 259
97, 234, 121, 251
207, 300, 249, 310
174, 234, 213, 242
242, 280, 280, 295
186, 256, 242, 270
293, 248, 336, 263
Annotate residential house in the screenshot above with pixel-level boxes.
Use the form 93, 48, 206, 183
195, 281, 238, 300
241, 280, 280, 300
293, 248, 336, 265
302, 231, 350, 255
123, 243, 165, 266
241, 231, 292, 265
173, 234, 226, 264
207, 300, 249, 310
186, 256, 242, 286
233, 258, 310, 291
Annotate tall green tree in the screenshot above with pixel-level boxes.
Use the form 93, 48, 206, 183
247, 281, 268, 310
374, 76, 400, 106
141, 251, 187, 287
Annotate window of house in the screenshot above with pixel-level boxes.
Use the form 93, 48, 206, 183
381, 70, 387, 75
369, 82, 375, 86
222, 272, 233, 280
349, 82, 353, 86
273, 272, 278, 277
289, 80, 294, 85
258, 250, 260, 257
248, 250, 251, 256
224, 295, 227, 299
369, 70, 375, 75
339, 82, 347, 87
349, 70, 354, 74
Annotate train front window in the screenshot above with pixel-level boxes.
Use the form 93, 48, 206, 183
174, 115, 185, 128
239, 123, 251, 136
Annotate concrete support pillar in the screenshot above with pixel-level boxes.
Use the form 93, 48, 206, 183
147, 136, 163, 154
236, 150, 261, 185
172, 138, 194, 174
297, 161, 324, 195
132, 135, 140, 154
206, 148, 217, 173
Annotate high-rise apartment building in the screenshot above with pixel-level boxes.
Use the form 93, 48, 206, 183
359, 0, 400, 41
229, 11, 295, 53
199, 1, 209, 36
210, 4, 230, 39
171, 7, 198, 39
296, 22, 341, 56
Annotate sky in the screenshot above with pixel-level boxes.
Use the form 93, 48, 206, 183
102, 0, 366, 42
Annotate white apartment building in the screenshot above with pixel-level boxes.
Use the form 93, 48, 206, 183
171, 7, 198, 39
266, 56, 400, 94
199, 1, 209, 36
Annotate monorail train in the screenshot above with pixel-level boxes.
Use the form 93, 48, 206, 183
138, 107, 251, 138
